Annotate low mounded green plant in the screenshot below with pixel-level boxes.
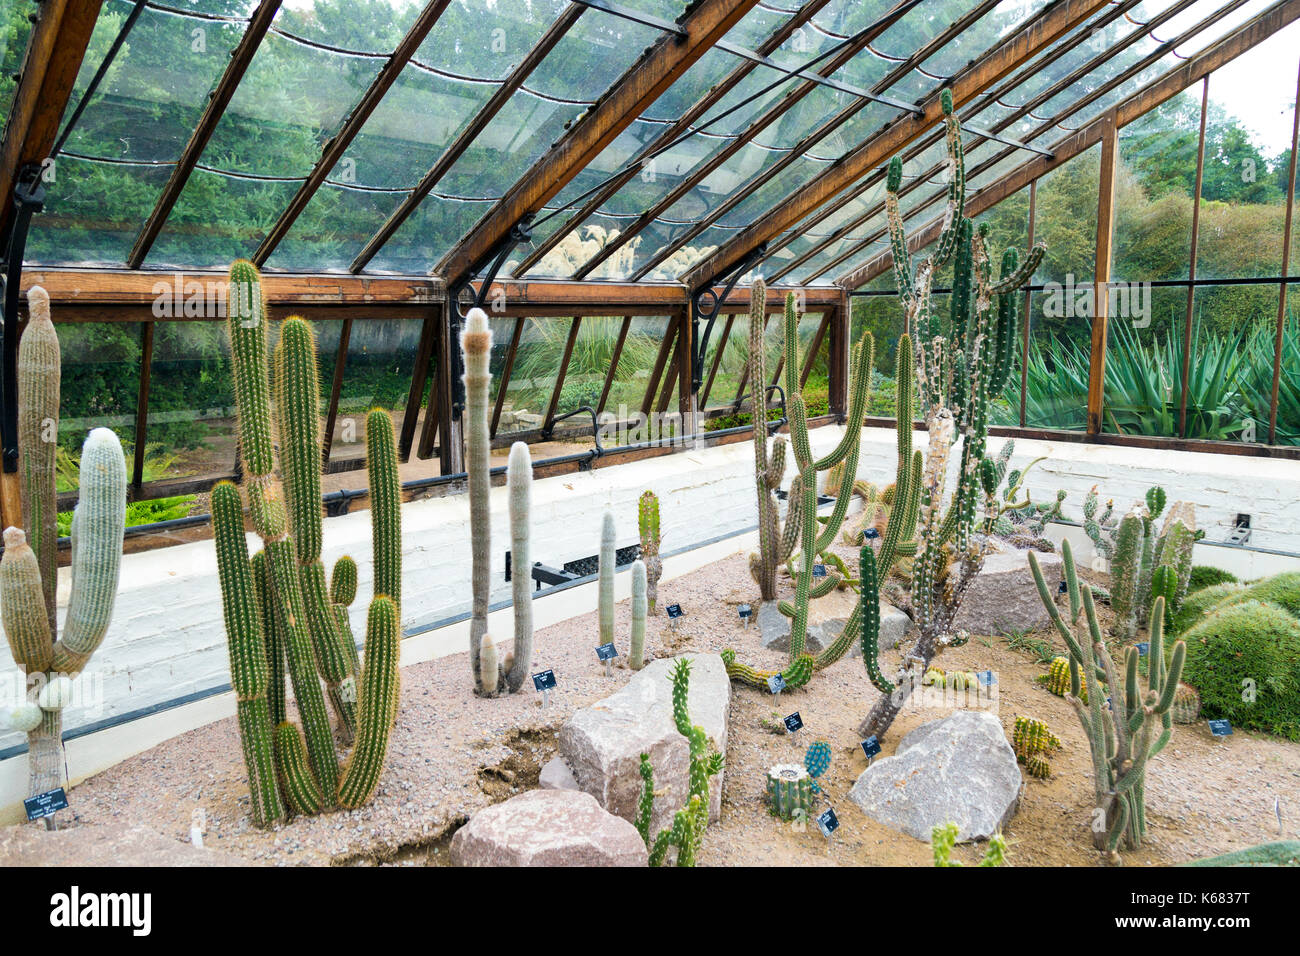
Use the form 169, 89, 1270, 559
1188, 565, 1239, 593
1180, 599, 1300, 740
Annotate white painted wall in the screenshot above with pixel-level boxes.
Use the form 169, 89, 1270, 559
1, 426, 1297, 803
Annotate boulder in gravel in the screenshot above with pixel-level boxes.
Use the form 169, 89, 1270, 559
953, 548, 1063, 636
449, 790, 647, 867
559, 652, 729, 836
848, 709, 1021, 842
848, 600, 914, 656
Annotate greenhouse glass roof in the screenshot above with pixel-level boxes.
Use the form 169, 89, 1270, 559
2, 0, 1289, 289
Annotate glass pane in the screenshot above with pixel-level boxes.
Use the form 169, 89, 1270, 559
494, 317, 572, 437
148, 170, 302, 269
1100, 286, 1192, 438
1114, 88, 1201, 283
1010, 291, 1090, 432
0, 0, 37, 131
1184, 283, 1278, 443
56, 321, 141, 475
329, 318, 427, 463
147, 320, 236, 479
1195, 38, 1296, 280
1034, 143, 1100, 287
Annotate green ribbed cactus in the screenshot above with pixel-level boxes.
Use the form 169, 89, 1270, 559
629, 558, 647, 670
1110, 508, 1145, 640
0, 287, 126, 825
213, 261, 402, 822
1150, 564, 1177, 632
599, 510, 616, 646
645, 658, 722, 867
462, 310, 536, 697
1030, 542, 1185, 856
638, 490, 662, 613
859, 89, 1044, 743
765, 764, 815, 821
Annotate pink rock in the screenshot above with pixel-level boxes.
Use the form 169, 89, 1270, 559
449, 790, 647, 867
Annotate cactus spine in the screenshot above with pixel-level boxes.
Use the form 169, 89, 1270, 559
858, 89, 1044, 742
638, 490, 662, 612
214, 261, 401, 821
0, 287, 126, 824
1029, 541, 1185, 855
599, 510, 616, 646
629, 558, 647, 670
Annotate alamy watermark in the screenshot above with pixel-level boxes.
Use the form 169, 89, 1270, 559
1043, 274, 1152, 328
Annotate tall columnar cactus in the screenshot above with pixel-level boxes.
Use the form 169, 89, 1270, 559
503, 441, 535, 693
637, 490, 662, 613
463, 307, 493, 693
858, 89, 1044, 742
629, 558, 647, 670
746, 278, 790, 603
213, 261, 401, 823
0, 287, 126, 825
1029, 542, 1185, 856
599, 510, 616, 646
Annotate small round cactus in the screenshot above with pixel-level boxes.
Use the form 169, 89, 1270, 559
804, 740, 832, 780
1171, 682, 1201, 724
6, 703, 42, 732
1040, 655, 1087, 703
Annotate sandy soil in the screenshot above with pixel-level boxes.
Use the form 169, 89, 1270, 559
29, 544, 1300, 867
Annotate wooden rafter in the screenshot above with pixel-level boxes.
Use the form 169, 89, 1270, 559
509, 0, 841, 279
834, 0, 1300, 290
683, 0, 1114, 292
251, 0, 455, 266
813, 0, 1241, 286
435, 0, 763, 288
762, 0, 1161, 284
350, 3, 586, 274
572, 0, 945, 281
0, 0, 104, 240
630, 0, 1006, 283
126, 0, 282, 269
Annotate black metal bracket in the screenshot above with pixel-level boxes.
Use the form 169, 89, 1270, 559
688, 242, 766, 394
540, 404, 604, 470
446, 216, 534, 421
734, 383, 786, 437
1, 162, 47, 475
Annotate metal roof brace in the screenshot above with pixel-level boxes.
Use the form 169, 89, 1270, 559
1, 162, 47, 476
688, 242, 766, 393
445, 215, 534, 420
540, 404, 604, 470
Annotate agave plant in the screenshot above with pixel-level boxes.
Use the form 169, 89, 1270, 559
509, 316, 659, 412
1239, 320, 1300, 445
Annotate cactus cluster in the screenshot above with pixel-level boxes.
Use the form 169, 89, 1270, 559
1040, 655, 1087, 703
803, 740, 832, 782
637, 490, 662, 612
931, 822, 1008, 867
0, 287, 127, 821
746, 278, 875, 606
213, 262, 401, 824
986, 440, 1065, 552
640, 658, 723, 866
462, 308, 536, 696
1012, 715, 1062, 779
1029, 541, 1186, 855
1085, 485, 1199, 639
859, 89, 1044, 742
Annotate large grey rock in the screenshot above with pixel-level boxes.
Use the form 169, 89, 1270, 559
559, 653, 729, 836
449, 790, 646, 867
0, 823, 252, 866
953, 548, 1063, 636
848, 710, 1021, 842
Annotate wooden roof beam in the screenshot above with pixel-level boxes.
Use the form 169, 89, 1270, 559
833, 0, 1300, 290
434, 0, 764, 289
682, 0, 1114, 292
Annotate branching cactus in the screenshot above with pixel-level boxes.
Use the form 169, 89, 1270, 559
858, 89, 1044, 742
638, 490, 662, 612
213, 262, 401, 823
1029, 542, 1185, 857
746, 278, 791, 602
0, 287, 127, 826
